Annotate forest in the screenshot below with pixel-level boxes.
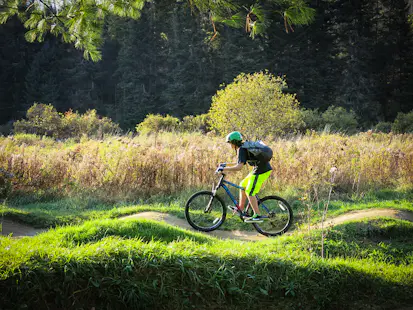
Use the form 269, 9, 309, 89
1, 2, 413, 309
1, 0, 413, 130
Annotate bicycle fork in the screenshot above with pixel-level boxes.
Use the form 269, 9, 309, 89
204, 176, 222, 213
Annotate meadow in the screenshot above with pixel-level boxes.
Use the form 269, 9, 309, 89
1, 132, 413, 309
0, 131, 412, 200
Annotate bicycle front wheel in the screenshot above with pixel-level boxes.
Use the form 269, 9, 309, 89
184, 191, 226, 232
252, 196, 293, 237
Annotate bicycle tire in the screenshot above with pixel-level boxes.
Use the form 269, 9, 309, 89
184, 191, 226, 232
252, 196, 293, 237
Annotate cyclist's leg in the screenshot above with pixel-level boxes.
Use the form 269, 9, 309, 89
245, 171, 272, 216
239, 175, 250, 212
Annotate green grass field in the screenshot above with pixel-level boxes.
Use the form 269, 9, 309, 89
1, 132, 412, 309
1, 189, 413, 309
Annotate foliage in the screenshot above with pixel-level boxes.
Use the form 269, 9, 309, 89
300, 108, 323, 131
321, 106, 359, 134
13, 103, 62, 137
0, 168, 12, 199
374, 122, 393, 133
13, 103, 121, 139
208, 72, 304, 138
0, 0, 316, 61
0, 122, 13, 136
1, 1, 413, 130
136, 114, 180, 134
180, 114, 211, 133
61, 109, 121, 139
193, 0, 315, 39
392, 111, 413, 133
0, 0, 148, 61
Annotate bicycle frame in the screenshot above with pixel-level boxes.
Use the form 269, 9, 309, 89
211, 174, 271, 217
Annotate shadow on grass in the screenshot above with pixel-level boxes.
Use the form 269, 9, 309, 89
0, 234, 412, 310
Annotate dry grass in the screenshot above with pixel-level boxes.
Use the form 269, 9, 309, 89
0, 131, 412, 201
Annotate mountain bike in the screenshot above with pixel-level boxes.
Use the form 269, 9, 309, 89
184, 167, 293, 237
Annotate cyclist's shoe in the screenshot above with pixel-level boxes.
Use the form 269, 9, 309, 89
244, 214, 264, 223
227, 205, 243, 216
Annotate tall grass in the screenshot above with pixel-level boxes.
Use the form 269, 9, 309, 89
0, 132, 412, 201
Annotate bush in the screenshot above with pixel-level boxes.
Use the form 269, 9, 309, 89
374, 122, 392, 133
392, 111, 413, 133
208, 72, 303, 139
136, 114, 180, 134
321, 106, 358, 134
14, 103, 62, 137
13, 103, 121, 139
180, 114, 210, 133
300, 108, 323, 131
0, 122, 13, 136
62, 109, 121, 139
0, 168, 12, 199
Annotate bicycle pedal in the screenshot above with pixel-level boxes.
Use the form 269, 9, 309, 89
244, 217, 264, 223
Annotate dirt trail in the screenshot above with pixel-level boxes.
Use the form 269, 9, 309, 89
317, 209, 413, 228
0, 218, 45, 237
120, 212, 266, 241
119, 208, 413, 241
2, 208, 413, 240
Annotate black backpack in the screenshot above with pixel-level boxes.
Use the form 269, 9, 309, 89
242, 141, 273, 163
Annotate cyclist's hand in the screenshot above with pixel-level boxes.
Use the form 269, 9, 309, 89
215, 166, 224, 174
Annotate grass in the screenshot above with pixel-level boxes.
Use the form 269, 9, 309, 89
2, 188, 412, 234
291, 188, 413, 225
1, 132, 412, 201
1, 216, 412, 309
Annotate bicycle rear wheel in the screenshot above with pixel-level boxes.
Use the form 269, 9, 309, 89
185, 191, 226, 232
252, 196, 293, 236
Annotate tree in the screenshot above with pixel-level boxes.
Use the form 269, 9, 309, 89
208, 71, 303, 138
0, 0, 147, 61
0, 0, 315, 60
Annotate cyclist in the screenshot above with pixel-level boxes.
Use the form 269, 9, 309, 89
217, 131, 272, 223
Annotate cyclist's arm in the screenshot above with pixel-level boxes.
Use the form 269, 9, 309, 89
222, 163, 243, 172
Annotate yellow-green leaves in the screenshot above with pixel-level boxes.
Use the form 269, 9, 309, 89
208, 72, 304, 139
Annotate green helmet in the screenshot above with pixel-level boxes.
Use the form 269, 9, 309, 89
225, 131, 243, 144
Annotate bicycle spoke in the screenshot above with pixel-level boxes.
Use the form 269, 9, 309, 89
251, 196, 293, 236
185, 191, 226, 232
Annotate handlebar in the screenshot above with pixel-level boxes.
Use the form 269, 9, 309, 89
215, 163, 227, 174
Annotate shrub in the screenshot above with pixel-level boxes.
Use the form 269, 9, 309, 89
300, 108, 323, 131
62, 109, 121, 139
136, 114, 180, 134
0, 122, 13, 136
0, 168, 12, 199
321, 106, 358, 134
14, 103, 62, 137
374, 122, 392, 133
13, 104, 121, 139
180, 114, 210, 133
392, 111, 413, 133
208, 72, 304, 139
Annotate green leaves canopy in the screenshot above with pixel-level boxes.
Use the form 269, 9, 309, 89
0, 0, 148, 61
192, 0, 316, 39
0, 0, 315, 60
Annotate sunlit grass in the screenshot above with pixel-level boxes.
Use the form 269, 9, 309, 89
1, 132, 412, 201
0, 217, 412, 309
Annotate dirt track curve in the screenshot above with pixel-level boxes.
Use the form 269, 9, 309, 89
119, 209, 413, 241
2, 208, 413, 240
